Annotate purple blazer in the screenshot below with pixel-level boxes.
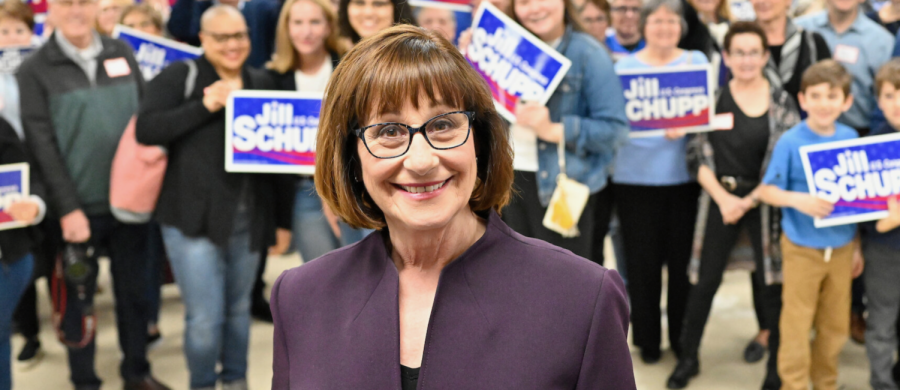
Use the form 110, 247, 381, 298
270, 211, 636, 389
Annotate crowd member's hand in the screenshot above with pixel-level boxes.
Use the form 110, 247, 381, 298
717, 193, 752, 225
516, 102, 562, 142
8, 200, 39, 224
61, 209, 91, 243
877, 197, 900, 233
852, 245, 865, 278
791, 193, 833, 219
323, 202, 341, 239
202, 80, 239, 113
457, 28, 472, 53
664, 128, 687, 140
269, 228, 292, 256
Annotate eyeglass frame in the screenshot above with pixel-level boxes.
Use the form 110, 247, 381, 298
353, 110, 475, 159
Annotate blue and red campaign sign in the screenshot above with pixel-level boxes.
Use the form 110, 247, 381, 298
800, 132, 900, 227
465, 2, 571, 123
113, 25, 203, 80
226, 91, 322, 175
617, 65, 714, 138
410, 0, 471, 12
0, 163, 30, 231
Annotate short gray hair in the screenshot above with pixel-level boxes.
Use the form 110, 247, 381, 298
638, 0, 688, 39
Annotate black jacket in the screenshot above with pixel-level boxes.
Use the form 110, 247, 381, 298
17, 33, 143, 217
135, 56, 293, 250
266, 52, 342, 91
0, 118, 45, 265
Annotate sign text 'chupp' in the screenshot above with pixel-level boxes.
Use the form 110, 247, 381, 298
232, 101, 318, 153
623, 76, 710, 121
814, 150, 900, 203
466, 26, 547, 101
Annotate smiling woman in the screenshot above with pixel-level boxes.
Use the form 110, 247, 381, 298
270, 24, 635, 390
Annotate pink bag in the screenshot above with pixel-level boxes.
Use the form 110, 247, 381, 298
109, 116, 167, 223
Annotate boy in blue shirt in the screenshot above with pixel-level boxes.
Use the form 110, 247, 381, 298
759, 60, 864, 390
862, 58, 900, 390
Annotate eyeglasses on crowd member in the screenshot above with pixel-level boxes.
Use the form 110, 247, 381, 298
270, 24, 635, 390
574, 0, 611, 46
669, 21, 801, 390
338, 0, 415, 45
606, 0, 644, 60
610, 0, 707, 366
247, 0, 349, 324
119, 3, 164, 36
135, 6, 294, 390
167, 0, 280, 68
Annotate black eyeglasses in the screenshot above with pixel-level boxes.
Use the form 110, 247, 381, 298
354, 111, 474, 159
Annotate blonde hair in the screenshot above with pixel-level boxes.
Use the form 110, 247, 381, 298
267, 0, 348, 73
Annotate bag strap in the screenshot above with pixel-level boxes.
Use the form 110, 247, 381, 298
557, 138, 566, 178
184, 59, 198, 99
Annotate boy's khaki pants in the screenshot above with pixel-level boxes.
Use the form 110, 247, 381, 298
778, 236, 854, 390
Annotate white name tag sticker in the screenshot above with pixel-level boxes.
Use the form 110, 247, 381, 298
833, 45, 860, 65
103, 57, 131, 78
713, 113, 734, 130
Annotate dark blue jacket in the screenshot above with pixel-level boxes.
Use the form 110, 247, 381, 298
167, 0, 280, 68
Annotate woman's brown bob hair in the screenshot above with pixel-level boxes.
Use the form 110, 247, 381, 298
315, 25, 514, 230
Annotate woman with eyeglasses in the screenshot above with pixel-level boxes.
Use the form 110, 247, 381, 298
612, 0, 706, 365
576, 0, 611, 44
666, 21, 799, 389
135, 6, 294, 390
498, 0, 628, 263
270, 25, 635, 389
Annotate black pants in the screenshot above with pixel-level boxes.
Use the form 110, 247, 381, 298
589, 182, 615, 266
615, 182, 698, 356
62, 215, 153, 388
502, 171, 598, 260
679, 188, 781, 362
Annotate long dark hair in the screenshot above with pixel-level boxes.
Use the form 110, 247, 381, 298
338, 0, 417, 44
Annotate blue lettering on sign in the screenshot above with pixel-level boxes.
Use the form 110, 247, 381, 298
115, 26, 202, 80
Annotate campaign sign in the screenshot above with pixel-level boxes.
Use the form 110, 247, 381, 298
0, 163, 30, 231
410, 0, 471, 12
617, 65, 714, 138
226, 91, 322, 174
0, 46, 37, 74
112, 25, 202, 80
800, 132, 900, 227
465, 2, 571, 123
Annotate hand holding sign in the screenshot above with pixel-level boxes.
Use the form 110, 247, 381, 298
8, 201, 39, 224
877, 197, 900, 232
791, 193, 835, 220
515, 101, 562, 142
204, 80, 240, 113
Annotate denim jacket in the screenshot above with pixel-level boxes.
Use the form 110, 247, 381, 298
535, 26, 630, 206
